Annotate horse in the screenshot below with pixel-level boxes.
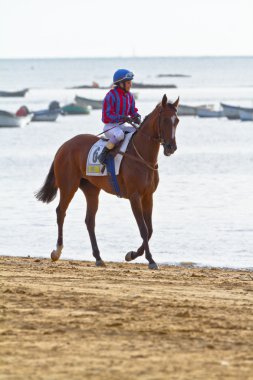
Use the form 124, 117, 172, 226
35, 94, 179, 270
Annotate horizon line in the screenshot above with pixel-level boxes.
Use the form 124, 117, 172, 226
0, 54, 253, 60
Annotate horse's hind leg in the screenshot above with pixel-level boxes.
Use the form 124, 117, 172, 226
125, 194, 153, 262
51, 180, 79, 261
79, 179, 105, 267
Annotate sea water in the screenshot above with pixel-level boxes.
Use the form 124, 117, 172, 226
0, 57, 253, 269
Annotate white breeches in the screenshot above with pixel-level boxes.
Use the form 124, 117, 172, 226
103, 123, 134, 145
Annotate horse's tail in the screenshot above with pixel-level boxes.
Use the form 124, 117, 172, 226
35, 162, 58, 203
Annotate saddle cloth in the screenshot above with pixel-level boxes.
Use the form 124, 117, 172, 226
86, 131, 135, 176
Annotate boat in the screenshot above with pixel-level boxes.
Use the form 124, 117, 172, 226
132, 82, 177, 89
68, 81, 177, 89
197, 108, 224, 118
75, 92, 139, 110
157, 74, 191, 78
16, 103, 62, 122
239, 107, 253, 121
32, 109, 61, 122
0, 88, 29, 97
220, 103, 241, 120
0, 110, 32, 128
61, 103, 91, 115
75, 95, 103, 110
177, 104, 198, 116
177, 104, 214, 116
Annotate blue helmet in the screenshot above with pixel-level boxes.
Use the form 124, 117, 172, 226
113, 69, 134, 84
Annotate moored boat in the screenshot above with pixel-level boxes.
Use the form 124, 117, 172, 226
0, 110, 32, 128
239, 107, 253, 121
75, 95, 103, 110
220, 103, 241, 120
61, 103, 91, 115
0, 88, 29, 97
75, 92, 139, 110
16, 103, 62, 122
32, 109, 61, 122
178, 104, 198, 116
132, 82, 177, 89
177, 104, 214, 116
197, 108, 224, 118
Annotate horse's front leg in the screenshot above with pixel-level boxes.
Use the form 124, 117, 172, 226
128, 193, 158, 270
125, 194, 153, 262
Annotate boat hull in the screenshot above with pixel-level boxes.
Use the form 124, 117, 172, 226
75, 96, 103, 110
0, 89, 29, 97
220, 103, 241, 119
62, 103, 90, 115
0, 112, 32, 128
239, 109, 253, 121
32, 110, 59, 122
197, 108, 224, 118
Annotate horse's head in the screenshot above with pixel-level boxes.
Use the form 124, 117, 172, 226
158, 95, 180, 156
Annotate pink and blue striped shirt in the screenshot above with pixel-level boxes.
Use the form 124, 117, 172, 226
102, 87, 139, 124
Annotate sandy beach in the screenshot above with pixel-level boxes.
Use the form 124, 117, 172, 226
0, 256, 253, 379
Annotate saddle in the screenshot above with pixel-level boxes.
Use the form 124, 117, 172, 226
86, 131, 135, 176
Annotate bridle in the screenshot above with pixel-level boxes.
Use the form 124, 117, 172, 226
122, 105, 177, 171
135, 105, 177, 148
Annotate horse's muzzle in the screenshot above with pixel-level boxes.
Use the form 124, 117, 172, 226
163, 143, 177, 156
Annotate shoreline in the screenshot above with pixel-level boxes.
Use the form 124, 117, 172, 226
1, 255, 253, 379
1, 254, 253, 272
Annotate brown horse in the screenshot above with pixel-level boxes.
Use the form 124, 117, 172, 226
35, 94, 179, 269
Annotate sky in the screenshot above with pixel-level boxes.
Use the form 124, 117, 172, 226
0, 0, 252, 58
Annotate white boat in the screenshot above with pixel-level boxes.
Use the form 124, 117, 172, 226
178, 104, 197, 116
197, 108, 224, 118
239, 107, 253, 121
220, 103, 241, 120
177, 104, 214, 116
0, 110, 33, 128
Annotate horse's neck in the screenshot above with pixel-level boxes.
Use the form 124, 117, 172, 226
133, 114, 160, 164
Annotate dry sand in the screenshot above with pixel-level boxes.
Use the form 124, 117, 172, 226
0, 256, 253, 380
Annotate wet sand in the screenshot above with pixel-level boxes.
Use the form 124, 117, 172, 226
1, 256, 253, 380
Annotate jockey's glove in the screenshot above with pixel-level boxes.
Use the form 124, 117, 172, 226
132, 115, 141, 125
121, 116, 133, 124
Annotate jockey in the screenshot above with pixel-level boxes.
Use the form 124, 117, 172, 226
98, 69, 141, 164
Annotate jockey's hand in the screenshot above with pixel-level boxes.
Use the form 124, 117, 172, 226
121, 116, 133, 124
132, 115, 141, 125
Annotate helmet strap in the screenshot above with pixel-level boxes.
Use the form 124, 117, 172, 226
119, 82, 127, 93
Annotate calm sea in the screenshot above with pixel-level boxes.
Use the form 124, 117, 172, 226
0, 57, 253, 269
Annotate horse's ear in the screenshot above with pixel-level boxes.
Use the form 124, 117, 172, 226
162, 94, 167, 108
173, 96, 180, 109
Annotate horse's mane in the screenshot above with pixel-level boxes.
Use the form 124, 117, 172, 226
138, 101, 176, 132
139, 104, 160, 128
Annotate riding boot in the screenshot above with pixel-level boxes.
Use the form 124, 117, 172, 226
98, 142, 114, 165
98, 147, 110, 164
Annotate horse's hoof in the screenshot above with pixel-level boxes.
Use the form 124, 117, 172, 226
125, 251, 135, 262
148, 262, 159, 270
51, 250, 60, 262
96, 260, 106, 267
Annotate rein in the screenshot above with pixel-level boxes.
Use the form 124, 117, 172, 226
117, 111, 164, 171
118, 142, 158, 171
99, 106, 175, 171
